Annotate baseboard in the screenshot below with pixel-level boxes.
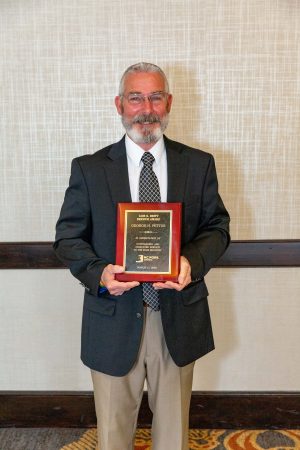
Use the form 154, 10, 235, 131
1, 391, 299, 429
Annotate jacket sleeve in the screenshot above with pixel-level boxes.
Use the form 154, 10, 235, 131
181, 155, 230, 281
53, 158, 107, 296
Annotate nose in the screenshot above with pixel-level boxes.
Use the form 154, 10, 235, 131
142, 97, 154, 113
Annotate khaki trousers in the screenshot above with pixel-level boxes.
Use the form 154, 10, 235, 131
91, 307, 194, 450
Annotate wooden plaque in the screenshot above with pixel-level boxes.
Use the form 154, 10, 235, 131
115, 203, 182, 282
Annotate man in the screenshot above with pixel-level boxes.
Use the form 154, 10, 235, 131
54, 62, 230, 450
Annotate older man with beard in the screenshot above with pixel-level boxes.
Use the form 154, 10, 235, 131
54, 62, 230, 450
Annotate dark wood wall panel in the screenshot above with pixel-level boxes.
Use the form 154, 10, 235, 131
0, 242, 65, 269
1, 392, 299, 429
0, 240, 300, 269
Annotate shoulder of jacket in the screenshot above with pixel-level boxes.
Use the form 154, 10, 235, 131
165, 136, 213, 161
73, 136, 126, 166
74, 144, 112, 163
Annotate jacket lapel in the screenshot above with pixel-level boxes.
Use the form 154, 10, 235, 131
104, 135, 189, 205
164, 136, 188, 202
105, 136, 132, 204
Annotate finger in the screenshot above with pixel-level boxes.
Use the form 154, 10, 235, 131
107, 280, 140, 295
167, 281, 183, 291
122, 281, 140, 290
154, 281, 182, 290
152, 282, 165, 289
154, 278, 191, 291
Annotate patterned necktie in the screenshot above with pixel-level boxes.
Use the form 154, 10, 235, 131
139, 152, 161, 310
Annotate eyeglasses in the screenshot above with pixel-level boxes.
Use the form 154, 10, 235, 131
122, 91, 169, 105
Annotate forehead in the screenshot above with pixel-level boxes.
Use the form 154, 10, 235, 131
123, 72, 165, 94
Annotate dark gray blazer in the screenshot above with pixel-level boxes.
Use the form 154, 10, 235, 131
54, 135, 230, 376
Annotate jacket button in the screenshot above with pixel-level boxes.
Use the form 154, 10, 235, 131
136, 313, 142, 319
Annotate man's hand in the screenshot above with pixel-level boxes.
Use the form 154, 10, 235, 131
152, 256, 191, 291
101, 264, 140, 296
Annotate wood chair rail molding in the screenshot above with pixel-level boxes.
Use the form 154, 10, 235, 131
0, 240, 300, 269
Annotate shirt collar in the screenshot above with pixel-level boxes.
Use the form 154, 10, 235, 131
125, 134, 165, 167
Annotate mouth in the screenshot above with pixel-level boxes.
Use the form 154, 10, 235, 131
133, 114, 160, 126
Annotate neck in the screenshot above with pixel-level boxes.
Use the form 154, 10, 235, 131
126, 133, 159, 151
139, 142, 156, 151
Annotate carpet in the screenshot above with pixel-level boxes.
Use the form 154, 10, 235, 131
61, 428, 300, 449
0, 428, 86, 450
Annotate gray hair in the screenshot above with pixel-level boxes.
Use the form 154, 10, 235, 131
118, 62, 169, 96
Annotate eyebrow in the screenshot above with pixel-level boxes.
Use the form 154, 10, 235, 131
126, 91, 165, 95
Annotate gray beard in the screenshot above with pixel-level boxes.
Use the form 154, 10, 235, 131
121, 113, 169, 145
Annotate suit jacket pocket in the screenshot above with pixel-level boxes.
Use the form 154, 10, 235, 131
181, 280, 209, 306
84, 292, 116, 316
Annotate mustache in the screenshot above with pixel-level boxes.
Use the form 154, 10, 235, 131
132, 113, 161, 125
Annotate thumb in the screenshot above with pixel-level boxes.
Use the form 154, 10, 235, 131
178, 272, 185, 284
110, 264, 125, 274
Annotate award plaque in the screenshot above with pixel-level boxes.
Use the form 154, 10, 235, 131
115, 203, 182, 282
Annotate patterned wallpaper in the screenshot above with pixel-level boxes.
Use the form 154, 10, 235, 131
1, 0, 299, 240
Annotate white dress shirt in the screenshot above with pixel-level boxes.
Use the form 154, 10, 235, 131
125, 134, 167, 202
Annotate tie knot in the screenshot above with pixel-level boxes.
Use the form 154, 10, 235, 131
141, 152, 155, 167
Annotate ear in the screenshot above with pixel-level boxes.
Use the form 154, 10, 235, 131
166, 94, 173, 113
115, 96, 123, 115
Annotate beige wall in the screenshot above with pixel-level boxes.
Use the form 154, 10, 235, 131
0, 0, 299, 390
1, 268, 299, 390
1, 0, 299, 240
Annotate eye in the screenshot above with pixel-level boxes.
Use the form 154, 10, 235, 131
128, 95, 142, 104
150, 93, 165, 103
